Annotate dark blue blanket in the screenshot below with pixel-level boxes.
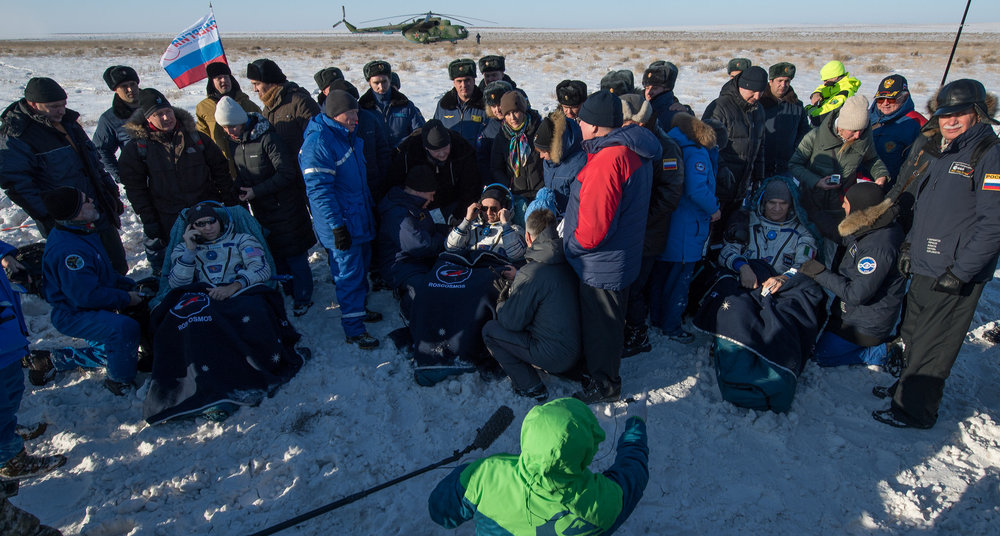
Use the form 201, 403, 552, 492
143, 284, 302, 424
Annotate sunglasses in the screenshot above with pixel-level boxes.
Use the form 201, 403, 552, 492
193, 217, 217, 228
876, 97, 898, 104
482, 205, 502, 213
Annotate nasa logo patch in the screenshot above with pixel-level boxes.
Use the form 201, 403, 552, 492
64, 254, 85, 271
857, 256, 877, 275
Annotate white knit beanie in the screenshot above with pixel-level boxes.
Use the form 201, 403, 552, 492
836, 95, 869, 131
214, 96, 248, 127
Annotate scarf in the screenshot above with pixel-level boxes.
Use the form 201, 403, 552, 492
503, 115, 532, 178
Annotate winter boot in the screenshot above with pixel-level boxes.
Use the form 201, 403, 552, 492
883, 341, 906, 378
345, 333, 380, 350
14, 423, 47, 441
0, 497, 64, 536
572, 377, 621, 404
0, 449, 67, 480
103, 378, 135, 397
26, 351, 54, 387
622, 324, 652, 358
514, 383, 550, 403
872, 408, 932, 429
363, 309, 383, 323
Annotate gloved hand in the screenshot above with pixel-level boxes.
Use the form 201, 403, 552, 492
932, 267, 963, 295
333, 226, 352, 251
624, 391, 648, 423
493, 277, 512, 303
142, 223, 164, 241
798, 259, 826, 278
897, 242, 911, 275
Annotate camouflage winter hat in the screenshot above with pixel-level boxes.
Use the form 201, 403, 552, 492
448, 59, 476, 80
363, 60, 391, 81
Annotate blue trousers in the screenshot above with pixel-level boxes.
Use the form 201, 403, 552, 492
327, 242, 371, 337
50, 308, 139, 383
649, 260, 696, 335
813, 331, 887, 367
274, 252, 314, 305
0, 361, 24, 464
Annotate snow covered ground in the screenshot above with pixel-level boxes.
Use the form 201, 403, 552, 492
1, 29, 999, 535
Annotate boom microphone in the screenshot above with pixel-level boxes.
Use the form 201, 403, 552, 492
472, 405, 514, 451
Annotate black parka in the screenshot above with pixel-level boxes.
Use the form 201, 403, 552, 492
703, 78, 766, 209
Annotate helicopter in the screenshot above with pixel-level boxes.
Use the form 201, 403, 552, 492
332, 6, 493, 44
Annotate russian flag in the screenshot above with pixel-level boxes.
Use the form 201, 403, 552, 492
160, 10, 226, 89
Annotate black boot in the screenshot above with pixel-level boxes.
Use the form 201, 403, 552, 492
622, 324, 652, 358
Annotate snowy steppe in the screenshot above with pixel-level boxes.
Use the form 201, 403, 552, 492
1, 27, 999, 535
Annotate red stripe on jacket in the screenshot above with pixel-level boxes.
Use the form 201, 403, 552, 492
574, 145, 643, 250
905, 110, 928, 127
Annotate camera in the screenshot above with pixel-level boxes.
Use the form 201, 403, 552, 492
828, 174, 841, 185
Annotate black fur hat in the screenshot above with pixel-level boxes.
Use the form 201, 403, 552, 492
478, 55, 505, 73
363, 60, 391, 81
484, 80, 513, 107
556, 80, 587, 106
600, 70, 634, 95
246, 59, 287, 84
102, 65, 139, 90
205, 61, 232, 79
642, 62, 677, 91
448, 59, 476, 80
313, 67, 344, 92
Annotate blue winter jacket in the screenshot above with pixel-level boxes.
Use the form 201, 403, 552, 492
563, 124, 659, 290
376, 186, 447, 288
649, 90, 692, 138
299, 114, 376, 250
868, 97, 927, 184
662, 121, 719, 263
542, 115, 586, 214
908, 122, 1000, 284
42, 225, 134, 315
0, 240, 28, 369
359, 88, 425, 148
357, 108, 393, 199
433, 87, 487, 144
92, 96, 135, 182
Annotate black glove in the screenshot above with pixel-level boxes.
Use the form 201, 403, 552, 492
143, 223, 164, 241
333, 226, 352, 251
798, 259, 826, 278
493, 277, 512, 303
897, 242, 911, 275
932, 267, 963, 295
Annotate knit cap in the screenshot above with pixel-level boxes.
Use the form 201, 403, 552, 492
578, 91, 623, 129
42, 186, 83, 221
837, 95, 870, 131
214, 96, 248, 127
405, 165, 437, 193
533, 116, 556, 152
24, 77, 67, 103
846, 181, 885, 212
324, 90, 358, 118
499, 91, 527, 116
737, 67, 768, 93
764, 180, 792, 204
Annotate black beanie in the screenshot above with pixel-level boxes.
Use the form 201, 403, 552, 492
363, 60, 391, 81
327, 78, 360, 99
137, 88, 171, 118
533, 116, 556, 151
737, 66, 768, 93
42, 186, 83, 221
556, 80, 587, 106
448, 59, 476, 80
578, 90, 623, 129
314, 67, 344, 91
763, 180, 792, 204
324, 89, 359, 118
846, 182, 885, 213
246, 59, 286, 84
205, 61, 231, 79
24, 77, 67, 103
186, 203, 218, 226
422, 119, 451, 150
405, 165, 437, 193
102, 66, 139, 90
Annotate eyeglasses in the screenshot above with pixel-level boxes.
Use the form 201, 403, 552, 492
193, 218, 217, 228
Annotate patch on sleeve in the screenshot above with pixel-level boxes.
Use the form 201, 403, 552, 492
64, 254, 85, 271
983, 173, 1000, 191
949, 162, 973, 177
472, 115, 483, 123
857, 256, 877, 275
662, 158, 678, 171
244, 246, 264, 258
694, 161, 706, 173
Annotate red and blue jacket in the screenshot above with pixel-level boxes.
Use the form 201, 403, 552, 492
868, 98, 927, 184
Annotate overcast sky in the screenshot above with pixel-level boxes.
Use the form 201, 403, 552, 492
2, 0, 997, 37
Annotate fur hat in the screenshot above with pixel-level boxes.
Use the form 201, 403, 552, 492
24, 77, 67, 103
837, 95, 870, 131
405, 165, 437, 193
205, 62, 231, 80
727, 58, 751, 73
534, 116, 556, 152
768, 62, 796, 80
42, 186, 83, 221
643, 62, 677, 91
484, 80, 513, 107
600, 70, 634, 95
578, 90, 623, 129
313, 67, 344, 92
556, 80, 587, 107
499, 91, 527, 116
737, 67, 768, 93
214, 96, 248, 127
846, 181, 884, 213
102, 66, 139, 90
620, 93, 651, 124
324, 89, 358, 118
363, 61, 391, 81
137, 88, 171, 118
478, 55, 505, 73
448, 59, 476, 80
246, 59, 286, 84
422, 119, 451, 150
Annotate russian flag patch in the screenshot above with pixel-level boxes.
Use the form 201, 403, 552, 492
983, 173, 1000, 191
662, 158, 678, 171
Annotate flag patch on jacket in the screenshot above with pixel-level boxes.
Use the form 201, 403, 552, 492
983, 173, 1000, 191
662, 158, 678, 171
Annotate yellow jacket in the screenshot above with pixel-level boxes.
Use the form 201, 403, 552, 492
806, 75, 861, 118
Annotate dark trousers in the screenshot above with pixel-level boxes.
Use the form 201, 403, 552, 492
625, 256, 656, 328
579, 283, 627, 388
892, 274, 985, 427
482, 320, 572, 391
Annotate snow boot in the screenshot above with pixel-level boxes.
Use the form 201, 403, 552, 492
622, 324, 652, 358
0, 449, 67, 480
346, 333, 380, 350
14, 423, 47, 441
26, 351, 54, 387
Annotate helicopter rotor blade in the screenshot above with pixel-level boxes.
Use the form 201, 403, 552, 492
434, 13, 498, 25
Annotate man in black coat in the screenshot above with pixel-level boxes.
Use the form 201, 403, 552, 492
703, 66, 768, 220
760, 62, 811, 177
0, 77, 127, 274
